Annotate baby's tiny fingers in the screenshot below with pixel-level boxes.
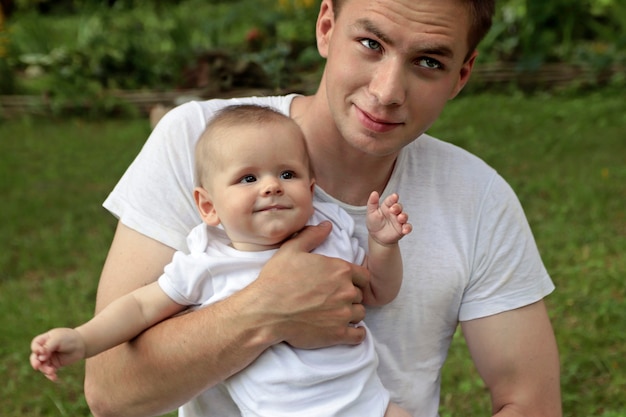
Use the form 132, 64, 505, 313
389, 203, 403, 214
29, 353, 41, 370
383, 193, 399, 206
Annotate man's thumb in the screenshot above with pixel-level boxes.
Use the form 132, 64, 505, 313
282, 221, 332, 253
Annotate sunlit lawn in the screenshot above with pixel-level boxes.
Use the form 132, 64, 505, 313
1, 88, 624, 416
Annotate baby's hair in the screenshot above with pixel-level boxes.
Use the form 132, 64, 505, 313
194, 104, 312, 188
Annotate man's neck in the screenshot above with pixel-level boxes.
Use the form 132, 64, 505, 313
291, 94, 397, 207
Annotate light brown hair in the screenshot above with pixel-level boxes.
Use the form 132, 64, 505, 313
330, 0, 495, 61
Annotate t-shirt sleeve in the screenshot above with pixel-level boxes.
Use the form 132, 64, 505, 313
311, 201, 366, 265
102, 96, 297, 252
459, 173, 555, 321
103, 102, 206, 251
158, 250, 216, 307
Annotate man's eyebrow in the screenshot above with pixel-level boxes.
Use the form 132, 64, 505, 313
420, 45, 454, 59
354, 18, 393, 45
354, 18, 455, 59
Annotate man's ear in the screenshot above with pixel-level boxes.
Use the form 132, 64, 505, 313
194, 187, 220, 226
316, 0, 335, 58
449, 51, 478, 100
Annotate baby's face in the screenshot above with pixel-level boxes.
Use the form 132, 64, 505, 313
207, 121, 314, 251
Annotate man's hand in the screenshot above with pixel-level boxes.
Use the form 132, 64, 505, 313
85, 222, 369, 417
250, 221, 369, 349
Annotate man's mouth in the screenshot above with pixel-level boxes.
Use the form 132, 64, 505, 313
355, 106, 403, 133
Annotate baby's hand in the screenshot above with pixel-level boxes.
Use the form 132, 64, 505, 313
366, 191, 412, 245
30, 328, 86, 382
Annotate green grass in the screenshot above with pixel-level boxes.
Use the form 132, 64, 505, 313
432, 89, 626, 416
0, 117, 150, 416
1, 90, 624, 416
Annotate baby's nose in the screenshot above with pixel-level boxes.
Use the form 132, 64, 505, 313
263, 179, 283, 195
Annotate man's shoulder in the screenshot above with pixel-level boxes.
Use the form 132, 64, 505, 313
394, 133, 499, 200
405, 133, 496, 180
181, 94, 297, 117
413, 133, 490, 168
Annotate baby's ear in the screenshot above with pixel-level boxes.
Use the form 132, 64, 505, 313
194, 187, 220, 226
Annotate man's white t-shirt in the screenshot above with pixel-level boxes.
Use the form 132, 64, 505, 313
103, 95, 555, 416
157, 201, 389, 417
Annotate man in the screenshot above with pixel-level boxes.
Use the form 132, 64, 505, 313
85, 0, 561, 416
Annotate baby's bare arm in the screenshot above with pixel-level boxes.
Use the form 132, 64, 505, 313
77, 282, 185, 358
30, 328, 86, 381
85, 221, 367, 417
363, 192, 412, 306
30, 282, 184, 382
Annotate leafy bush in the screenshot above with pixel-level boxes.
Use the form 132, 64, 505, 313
10, 5, 194, 89
3, 0, 322, 108
480, 0, 626, 70
0, 11, 15, 94
1, 0, 625, 103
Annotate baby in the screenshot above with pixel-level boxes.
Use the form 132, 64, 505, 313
31, 104, 412, 417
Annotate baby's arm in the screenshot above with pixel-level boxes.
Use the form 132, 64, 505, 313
362, 191, 412, 306
30, 328, 87, 382
30, 282, 184, 381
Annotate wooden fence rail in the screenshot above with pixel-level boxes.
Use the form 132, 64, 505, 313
0, 63, 623, 118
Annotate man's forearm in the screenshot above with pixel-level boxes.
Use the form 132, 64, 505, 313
492, 402, 561, 417
84, 223, 366, 417
85, 290, 276, 417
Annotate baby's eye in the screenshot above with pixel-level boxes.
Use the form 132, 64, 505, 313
240, 175, 257, 183
280, 171, 295, 180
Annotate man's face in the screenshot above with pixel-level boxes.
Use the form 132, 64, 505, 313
316, 0, 476, 157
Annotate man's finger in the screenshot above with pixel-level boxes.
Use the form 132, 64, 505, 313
350, 263, 370, 291
342, 325, 367, 345
281, 222, 332, 253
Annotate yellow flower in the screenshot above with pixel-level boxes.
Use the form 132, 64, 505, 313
601, 168, 609, 179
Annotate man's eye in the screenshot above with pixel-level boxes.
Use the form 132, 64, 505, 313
240, 175, 256, 183
360, 38, 381, 51
417, 57, 442, 69
280, 171, 295, 180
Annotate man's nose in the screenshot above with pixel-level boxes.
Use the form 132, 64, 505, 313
369, 57, 407, 106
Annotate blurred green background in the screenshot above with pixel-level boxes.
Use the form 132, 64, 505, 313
1, 1, 625, 416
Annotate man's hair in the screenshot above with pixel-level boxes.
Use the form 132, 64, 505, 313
331, 0, 495, 61
195, 104, 310, 187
